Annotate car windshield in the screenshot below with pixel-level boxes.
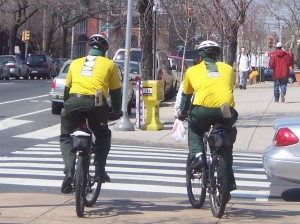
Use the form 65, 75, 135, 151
0, 56, 16, 63
115, 50, 141, 62
177, 50, 198, 59
27, 55, 45, 62
115, 61, 140, 74
58, 64, 70, 78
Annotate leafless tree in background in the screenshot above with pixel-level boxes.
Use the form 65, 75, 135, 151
0, 0, 38, 54
137, 0, 153, 80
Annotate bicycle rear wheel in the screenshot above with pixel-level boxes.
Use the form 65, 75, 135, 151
209, 155, 230, 218
84, 154, 101, 207
186, 154, 206, 208
75, 155, 87, 217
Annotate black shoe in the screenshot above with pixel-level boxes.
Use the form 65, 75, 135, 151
239, 85, 242, 89
243, 86, 246, 89
229, 182, 237, 191
94, 168, 111, 183
61, 169, 74, 194
188, 153, 205, 172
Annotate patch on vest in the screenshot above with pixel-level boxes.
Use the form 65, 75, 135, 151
207, 71, 220, 78
80, 55, 96, 77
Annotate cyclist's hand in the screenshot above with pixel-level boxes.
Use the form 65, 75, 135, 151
177, 111, 188, 121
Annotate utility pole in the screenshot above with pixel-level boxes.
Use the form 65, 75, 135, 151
114, 0, 135, 131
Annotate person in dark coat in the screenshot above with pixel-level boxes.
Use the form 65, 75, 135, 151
269, 42, 293, 102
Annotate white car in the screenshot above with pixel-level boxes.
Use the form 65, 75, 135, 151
49, 60, 134, 117
113, 48, 178, 100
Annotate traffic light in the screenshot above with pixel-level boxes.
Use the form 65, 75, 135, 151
187, 7, 193, 23
22, 30, 30, 42
268, 35, 274, 48
26, 30, 30, 41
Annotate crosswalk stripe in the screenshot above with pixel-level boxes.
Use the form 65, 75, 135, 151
13, 124, 60, 139
0, 118, 33, 131
0, 142, 270, 200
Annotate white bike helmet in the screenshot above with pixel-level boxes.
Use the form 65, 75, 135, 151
197, 40, 220, 57
89, 34, 109, 52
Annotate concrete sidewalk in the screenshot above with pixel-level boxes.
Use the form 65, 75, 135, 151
2, 81, 300, 223
111, 81, 300, 155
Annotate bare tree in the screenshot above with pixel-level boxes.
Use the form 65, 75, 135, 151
193, 0, 253, 66
137, 0, 153, 80
0, 0, 38, 54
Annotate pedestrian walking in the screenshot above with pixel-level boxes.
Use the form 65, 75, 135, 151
236, 47, 251, 89
269, 42, 293, 102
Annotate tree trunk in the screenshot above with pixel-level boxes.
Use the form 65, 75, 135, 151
60, 27, 68, 58
9, 25, 18, 55
139, 0, 153, 81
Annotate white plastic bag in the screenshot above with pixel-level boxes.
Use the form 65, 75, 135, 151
171, 119, 186, 142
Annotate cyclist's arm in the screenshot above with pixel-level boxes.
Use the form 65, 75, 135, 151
64, 62, 73, 102
109, 88, 121, 113
109, 63, 122, 113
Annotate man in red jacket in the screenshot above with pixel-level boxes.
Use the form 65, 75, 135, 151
269, 42, 293, 102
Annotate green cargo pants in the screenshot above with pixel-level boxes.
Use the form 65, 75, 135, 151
188, 105, 238, 189
60, 95, 110, 173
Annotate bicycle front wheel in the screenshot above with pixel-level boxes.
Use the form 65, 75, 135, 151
209, 155, 230, 218
186, 154, 206, 208
75, 155, 87, 217
84, 153, 101, 207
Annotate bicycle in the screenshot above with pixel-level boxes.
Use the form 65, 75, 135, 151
186, 122, 232, 218
70, 110, 101, 217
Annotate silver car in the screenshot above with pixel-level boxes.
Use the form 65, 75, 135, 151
0, 55, 29, 79
49, 60, 134, 117
263, 117, 300, 184
0, 61, 10, 80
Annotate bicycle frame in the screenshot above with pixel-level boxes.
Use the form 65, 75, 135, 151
71, 111, 101, 217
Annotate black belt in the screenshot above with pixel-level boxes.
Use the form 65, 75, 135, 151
70, 93, 95, 99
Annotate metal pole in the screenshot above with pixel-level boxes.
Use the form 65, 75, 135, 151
70, 26, 74, 60
153, 10, 157, 80
114, 0, 135, 131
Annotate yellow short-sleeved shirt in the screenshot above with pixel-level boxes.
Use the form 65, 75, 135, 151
183, 61, 235, 108
66, 55, 120, 99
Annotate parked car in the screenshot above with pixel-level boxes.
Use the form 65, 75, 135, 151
185, 59, 195, 68
113, 48, 142, 62
263, 67, 297, 83
0, 55, 29, 79
168, 55, 187, 86
263, 117, 300, 184
0, 61, 10, 80
176, 49, 198, 60
113, 59, 142, 83
25, 54, 57, 79
113, 48, 178, 99
49, 60, 134, 117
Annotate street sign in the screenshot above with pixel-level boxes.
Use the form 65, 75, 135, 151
101, 24, 114, 30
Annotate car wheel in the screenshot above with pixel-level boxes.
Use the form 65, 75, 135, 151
15, 70, 21, 80
24, 70, 29, 80
52, 103, 62, 115
5, 74, 10, 80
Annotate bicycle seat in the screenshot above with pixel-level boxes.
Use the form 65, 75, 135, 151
76, 109, 90, 119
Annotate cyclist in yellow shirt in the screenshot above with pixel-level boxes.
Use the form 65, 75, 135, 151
178, 40, 238, 191
60, 34, 122, 194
